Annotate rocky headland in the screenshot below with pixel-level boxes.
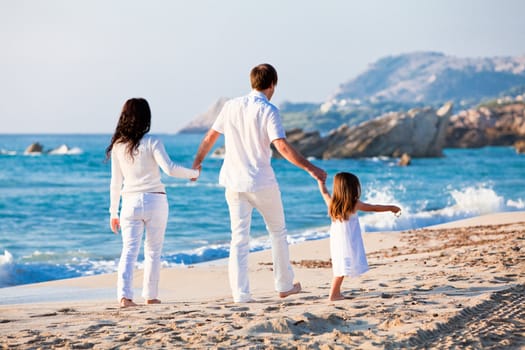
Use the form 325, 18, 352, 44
211, 101, 525, 160
284, 102, 524, 159
276, 103, 452, 159
446, 102, 525, 148
182, 52, 525, 159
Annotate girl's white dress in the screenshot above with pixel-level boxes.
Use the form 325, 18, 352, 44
330, 214, 369, 277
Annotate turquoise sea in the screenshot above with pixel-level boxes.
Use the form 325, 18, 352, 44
1, 133, 524, 288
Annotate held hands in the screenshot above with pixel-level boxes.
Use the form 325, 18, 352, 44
191, 164, 202, 182
110, 218, 120, 234
309, 166, 327, 183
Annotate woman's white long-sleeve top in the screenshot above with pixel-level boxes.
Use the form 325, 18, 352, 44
109, 135, 198, 218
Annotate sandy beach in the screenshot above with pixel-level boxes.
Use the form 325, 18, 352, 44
1, 211, 524, 349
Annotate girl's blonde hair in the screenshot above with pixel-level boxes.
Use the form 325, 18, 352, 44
329, 172, 361, 221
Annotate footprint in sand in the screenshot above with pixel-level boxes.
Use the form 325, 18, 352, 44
264, 305, 280, 312
490, 275, 517, 283
29, 312, 57, 318
378, 315, 404, 330
228, 306, 250, 312
206, 305, 221, 310
447, 274, 470, 282
84, 320, 117, 333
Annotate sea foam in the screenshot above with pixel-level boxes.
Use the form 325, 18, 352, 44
360, 185, 514, 232
0, 250, 14, 288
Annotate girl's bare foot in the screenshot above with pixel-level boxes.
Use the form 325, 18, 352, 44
145, 299, 161, 305
120, 298, 137, 308
279, 282, 302, 298
328, 294, 345, 301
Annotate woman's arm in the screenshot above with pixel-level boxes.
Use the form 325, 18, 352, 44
109, 152, 123, 233
153, 138, 200, 179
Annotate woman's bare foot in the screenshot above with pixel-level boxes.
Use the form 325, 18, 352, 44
120, 298, 137, 308
279, 282, 302, 298
145, 299, 161, 305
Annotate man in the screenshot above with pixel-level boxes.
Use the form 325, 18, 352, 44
192, 63, 326, 303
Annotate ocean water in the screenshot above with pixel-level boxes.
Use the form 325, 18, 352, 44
0, 133, 524, 288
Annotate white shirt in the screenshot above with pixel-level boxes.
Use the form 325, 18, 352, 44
109, 135, 199, 217
212, 90, 285, 192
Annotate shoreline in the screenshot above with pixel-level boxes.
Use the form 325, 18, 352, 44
1, 211, 524, 306
1, 211, 524, 349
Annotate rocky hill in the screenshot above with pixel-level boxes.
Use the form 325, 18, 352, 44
178, 52, 525, 136
178, 97, 228, 133
331, 52, 525, 107
280, 52, 525, 133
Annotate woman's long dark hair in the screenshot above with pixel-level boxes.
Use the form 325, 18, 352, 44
105, 98, 151, 160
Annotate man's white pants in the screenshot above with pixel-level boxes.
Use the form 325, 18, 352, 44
225, 185, 295, 302
117, 192, 168, 301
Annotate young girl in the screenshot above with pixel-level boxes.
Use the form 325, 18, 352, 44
318, 172, 400, 301
106, 98, 200, 308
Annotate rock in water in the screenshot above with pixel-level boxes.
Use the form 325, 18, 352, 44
515, 140, 525, 154
398, 153, 412, 166
24, 142, 44, 154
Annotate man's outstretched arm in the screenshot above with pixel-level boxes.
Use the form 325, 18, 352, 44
272, 138, 327, 182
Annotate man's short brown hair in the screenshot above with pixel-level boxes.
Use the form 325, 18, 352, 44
250, 63, 278, 91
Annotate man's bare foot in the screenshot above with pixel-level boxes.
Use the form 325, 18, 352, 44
279, 282, 302, 298
328, 294, 345, 301
120, 298, 137, 308
145, 299, 161, 305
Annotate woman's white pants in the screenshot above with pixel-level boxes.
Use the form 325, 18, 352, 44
117, 192, 168, 301
225, 186, 295, 302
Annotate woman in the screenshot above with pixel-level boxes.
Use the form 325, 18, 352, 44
106, 98, 199, 307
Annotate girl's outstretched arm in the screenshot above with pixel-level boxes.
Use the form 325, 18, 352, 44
356, 200, 401, 214
317, 180, 331, 207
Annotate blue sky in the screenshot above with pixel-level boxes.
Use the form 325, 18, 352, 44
1, 0, 524, 133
